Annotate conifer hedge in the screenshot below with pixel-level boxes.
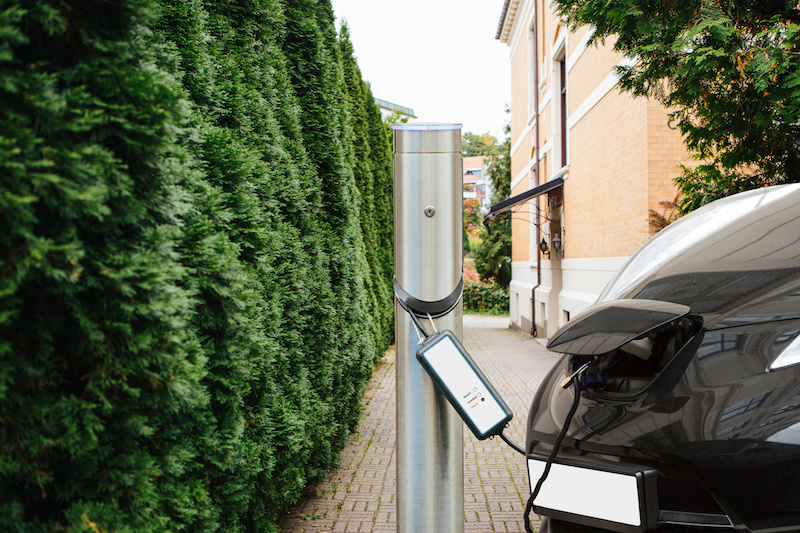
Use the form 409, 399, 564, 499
0, 0, 393, 531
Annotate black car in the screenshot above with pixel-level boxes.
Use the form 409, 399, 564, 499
526, 184, 800, 533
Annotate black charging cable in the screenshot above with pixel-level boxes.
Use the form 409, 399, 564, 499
523, 372, 584, 533
395, 296, 431, 343
500, 431, 525, 455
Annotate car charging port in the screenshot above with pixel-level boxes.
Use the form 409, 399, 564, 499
576, 316, 702, 399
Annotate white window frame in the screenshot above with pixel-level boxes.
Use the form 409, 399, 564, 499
551, 36, 569, 175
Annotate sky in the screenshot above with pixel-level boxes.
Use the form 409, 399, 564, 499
330, 0, 511, 140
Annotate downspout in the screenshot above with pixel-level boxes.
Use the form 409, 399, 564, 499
531, 3, 541, 337
495, 0, 541, 337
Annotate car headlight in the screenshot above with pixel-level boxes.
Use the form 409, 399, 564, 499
767, 332, 800, 371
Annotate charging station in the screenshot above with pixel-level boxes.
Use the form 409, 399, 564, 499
393, 123, 464, 533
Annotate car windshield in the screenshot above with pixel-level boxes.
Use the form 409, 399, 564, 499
598, 185, 800, 303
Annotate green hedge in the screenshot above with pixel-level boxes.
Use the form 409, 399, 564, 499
0, 1, 392, 531
463, 281, 510, 315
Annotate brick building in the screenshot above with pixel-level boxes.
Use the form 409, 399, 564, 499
462, 155, 491, 210
492, 0, 692, 337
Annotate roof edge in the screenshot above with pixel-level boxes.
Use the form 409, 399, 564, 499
495, 0, 511, 40
496, 0, 521, 43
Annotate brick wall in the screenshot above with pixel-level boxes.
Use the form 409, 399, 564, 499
567, 88, 650, 258
646, 99, 688, 233
505, 3, 688, 265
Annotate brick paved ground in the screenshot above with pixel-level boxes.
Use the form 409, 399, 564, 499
278, 314, 563, 532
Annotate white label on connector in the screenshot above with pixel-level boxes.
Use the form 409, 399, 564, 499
422, 335, 508, 435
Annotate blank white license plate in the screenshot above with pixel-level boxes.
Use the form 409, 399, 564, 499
528, 458, 654, 531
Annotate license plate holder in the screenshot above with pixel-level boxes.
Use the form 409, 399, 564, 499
528, 457, 658, 533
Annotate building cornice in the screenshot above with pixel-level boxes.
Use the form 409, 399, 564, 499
496, 0, 521, 42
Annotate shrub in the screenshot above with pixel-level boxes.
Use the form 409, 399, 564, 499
463, 281, 510, 315
0, 1, 210, 529
0, 0, 394, 531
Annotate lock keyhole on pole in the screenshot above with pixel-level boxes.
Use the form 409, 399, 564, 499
424, 205, 436, 218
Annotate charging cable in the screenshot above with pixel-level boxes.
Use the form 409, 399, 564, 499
500, 432, 525, 455
396, 296, 430, 344
523, 370, 585, 533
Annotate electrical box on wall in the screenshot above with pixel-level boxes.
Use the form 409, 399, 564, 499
416, 330, 513, 440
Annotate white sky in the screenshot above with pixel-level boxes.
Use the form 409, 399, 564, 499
330, 0, 511, 140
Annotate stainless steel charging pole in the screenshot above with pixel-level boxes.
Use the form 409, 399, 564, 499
393, 123, 464, 533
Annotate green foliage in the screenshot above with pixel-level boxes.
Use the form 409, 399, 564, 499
462, 131, 499, 157
339, 21, 394, 351
0, 1, 210, 529
474, 124, 512, 288
475, 212, 512, 288
382, 111, 408, 148
554, 0, 800, 213
383, 110, 410, 126
153, 0, 333, 526
463, 281, 510, 315
0, 0, 394, 531
463, 198, 480, 229
462, 199, 477, 257
486, 130, 511, 200
280, 1, 380, 460
367, 93, 395, 333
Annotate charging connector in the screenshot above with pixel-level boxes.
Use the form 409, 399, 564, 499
524, 367, 587, 533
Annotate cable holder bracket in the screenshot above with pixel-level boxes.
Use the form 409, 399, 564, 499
393, 277, 463, 319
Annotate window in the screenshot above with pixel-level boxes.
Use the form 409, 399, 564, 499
720, 393, 768, 422
552, 39, 568, 172
559, 57, 567, 168
528, 21, 537, 122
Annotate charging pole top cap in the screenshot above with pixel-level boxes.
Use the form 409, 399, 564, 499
391, 123, 463, 131
392, 123, 462, 154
